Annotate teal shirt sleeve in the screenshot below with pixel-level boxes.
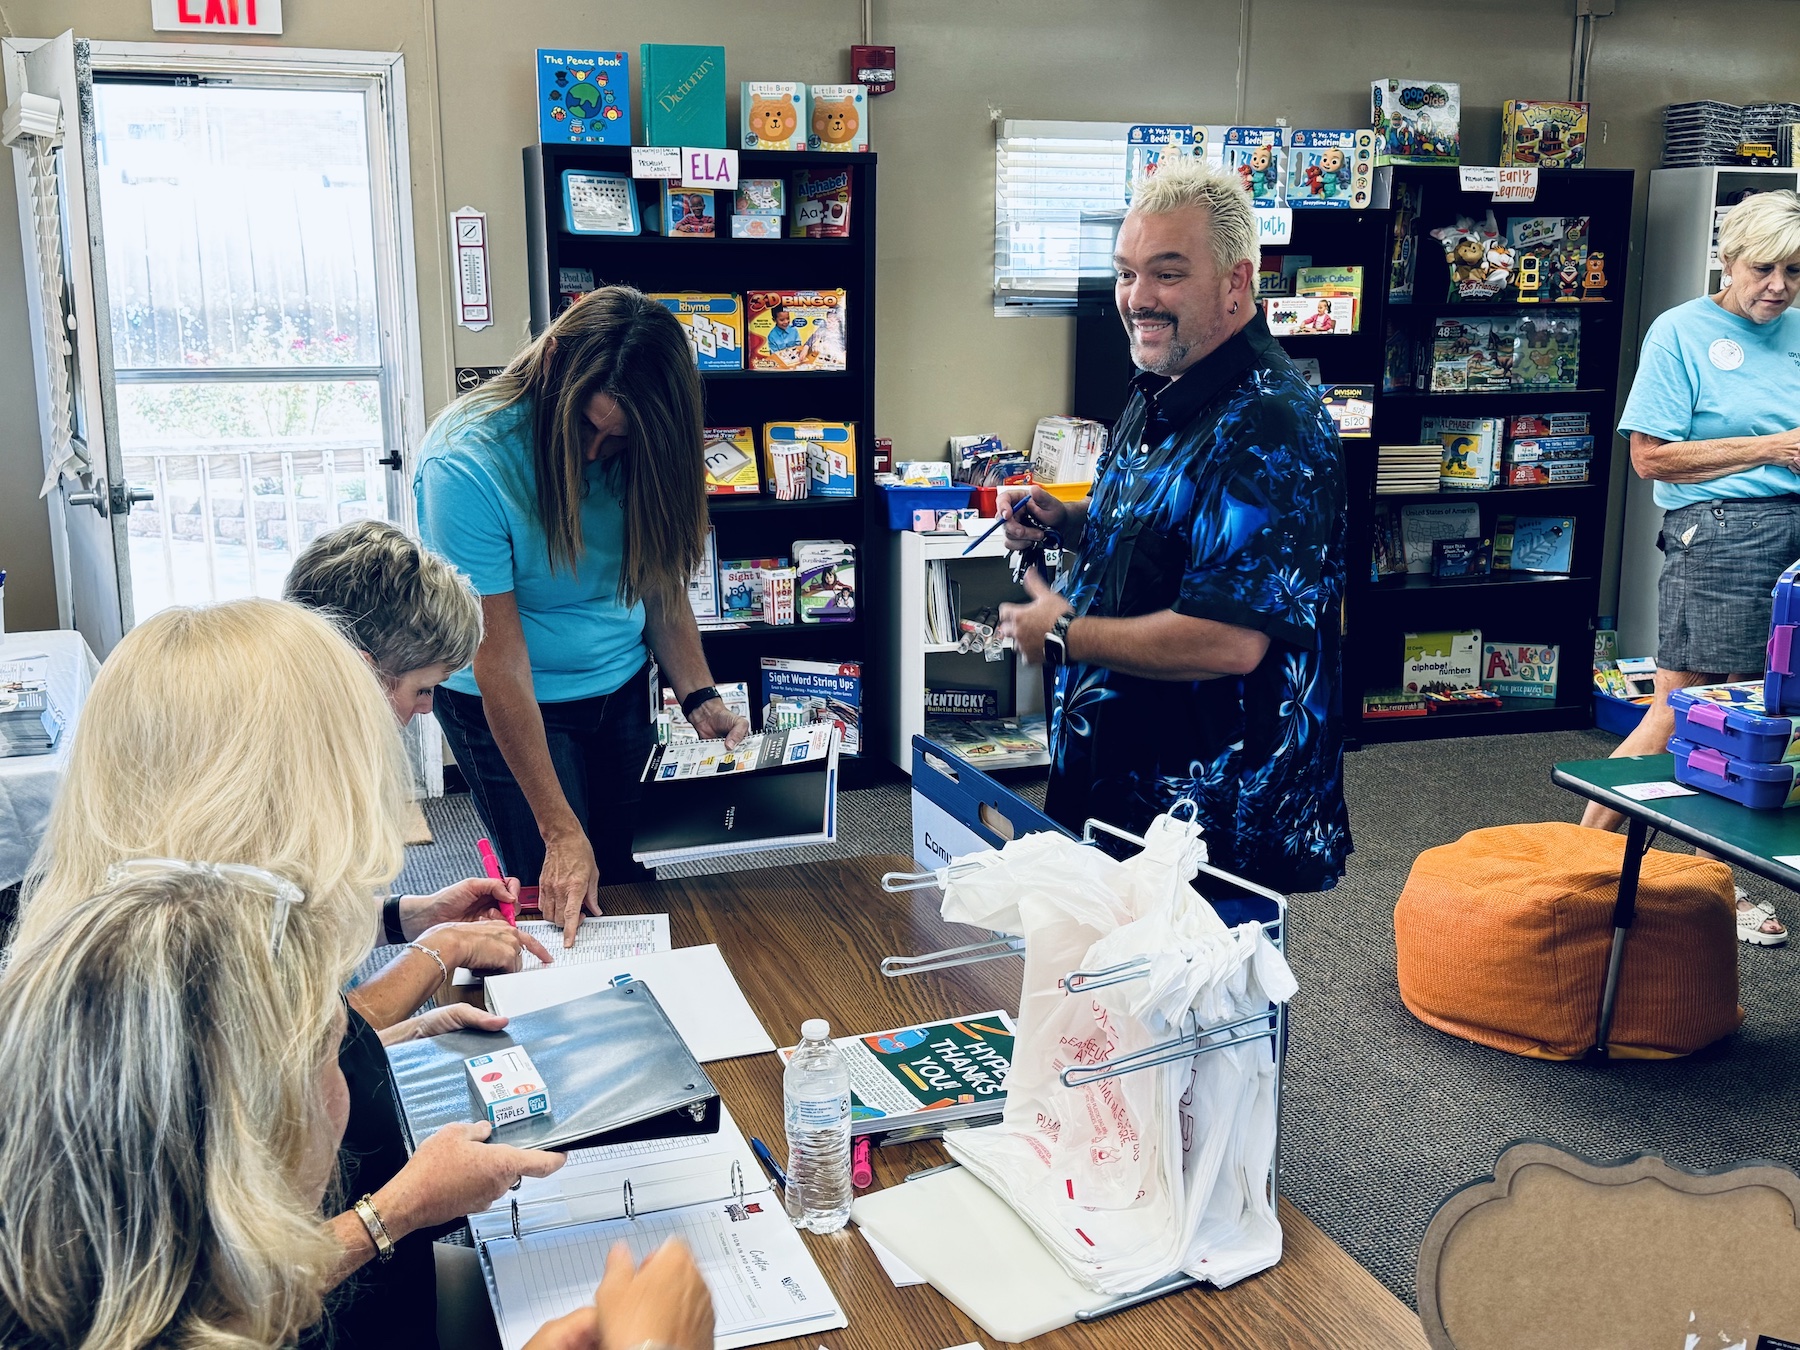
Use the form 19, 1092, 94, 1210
417, 454, 515, 597
1618, 324, 1697, 443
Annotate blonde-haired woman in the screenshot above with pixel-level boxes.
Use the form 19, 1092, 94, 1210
417, 287, 750, 947
16, 600, 564, 1349
1585, 189, 1800, 945
0, 860, 714, 1350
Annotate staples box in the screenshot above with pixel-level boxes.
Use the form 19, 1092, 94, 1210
465, 1048, 551, 1127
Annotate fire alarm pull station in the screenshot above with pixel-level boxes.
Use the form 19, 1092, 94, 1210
852, 45, 895, 95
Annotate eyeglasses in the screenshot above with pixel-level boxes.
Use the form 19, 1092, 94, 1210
104, 858, 308, 958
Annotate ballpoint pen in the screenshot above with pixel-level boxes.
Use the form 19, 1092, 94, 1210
476, 837, 517, 927
961, 494, 1040, 556
749, 1136, 790, 1190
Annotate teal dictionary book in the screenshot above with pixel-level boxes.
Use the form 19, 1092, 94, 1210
641, 44, 726, 148
536, 50, 630, 146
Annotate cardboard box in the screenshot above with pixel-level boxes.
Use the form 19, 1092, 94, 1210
1372, 78, 1461, 165
465, 1048, 551, 1127
650, 293, 741, 368
1501, 100, 1588, 169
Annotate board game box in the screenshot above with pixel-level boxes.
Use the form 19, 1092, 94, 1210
746, 289, 848, 371
701, 426, 759, 495
1372, 78, 1460, 165
1501, 100, 1588, 169
649, 292, 742, 369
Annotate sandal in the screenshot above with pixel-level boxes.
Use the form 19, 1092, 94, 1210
1736, 889, 1789, 947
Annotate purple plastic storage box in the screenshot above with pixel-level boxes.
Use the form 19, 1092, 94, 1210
1669, 735, 1800, 810
1766, 560, 1800, 713
1669, 681, 1800, 764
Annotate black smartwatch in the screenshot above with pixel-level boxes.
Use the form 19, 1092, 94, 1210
681, 685, 722, 719
1043, 611, 1075, 667
381, 895, 407, 945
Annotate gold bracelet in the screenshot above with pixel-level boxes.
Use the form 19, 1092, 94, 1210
353, 1194, 395, 1263
407, 940, 448, 985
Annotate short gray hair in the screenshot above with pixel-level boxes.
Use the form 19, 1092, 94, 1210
284, 519, 482, 677
1718, 189, 1800, 267
1127, 158, 1261, 276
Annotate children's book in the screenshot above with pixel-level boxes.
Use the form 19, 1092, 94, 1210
1222, 126, 1284, 207
634, 727, 839, 867
776, 1013, 1016, 1140
1286, 129, 1358, 208
1481, 642, 1560, 699
740, 81, 806, 151
807, 83, 868, 152
1509, 516, 1576, 573
1422, 416, 1502, 491
1125, 124, 1201, 202
537, 50, 629, 145
641, 44, 726, 148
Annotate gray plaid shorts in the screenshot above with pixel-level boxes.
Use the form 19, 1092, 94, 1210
1657, 497, 1800, 674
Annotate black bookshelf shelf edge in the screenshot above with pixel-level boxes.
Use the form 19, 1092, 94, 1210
557, 231, 856, 249
1386, 300, 1615, 318
707, 495, 858, 513
1353, 700, 1591, 745
697, 622, 860, 638
539, 145, 878, 167
1380, 387, 1610, 402
700, 369, 855, 381
1370, 484, 1607, 501
1368, 572, 1592, 594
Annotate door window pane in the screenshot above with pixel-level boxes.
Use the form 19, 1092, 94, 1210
93, 84, 380, 368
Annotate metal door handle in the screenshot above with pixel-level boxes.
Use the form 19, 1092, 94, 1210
377, 450, 403, 469
114, 483, 154, 512
67, 488, 107, 516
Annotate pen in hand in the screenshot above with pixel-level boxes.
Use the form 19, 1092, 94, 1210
476, 837, 517, 928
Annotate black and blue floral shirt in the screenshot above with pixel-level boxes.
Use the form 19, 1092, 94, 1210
1044, 312, 1351, 893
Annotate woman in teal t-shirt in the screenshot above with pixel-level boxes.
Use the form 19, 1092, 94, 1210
1585, 190, 1800, 946
416, 288, 748, 944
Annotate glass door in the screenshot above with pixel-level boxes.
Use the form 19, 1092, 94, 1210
93, 78, 396, 617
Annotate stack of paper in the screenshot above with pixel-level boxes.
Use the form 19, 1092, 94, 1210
1376, 444, 1441, 495
451, 915, 672, 986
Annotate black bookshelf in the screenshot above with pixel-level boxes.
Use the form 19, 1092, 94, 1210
1352, 166, 1634, 744
1071, 167, 1634, 747
523, 144, 883, 784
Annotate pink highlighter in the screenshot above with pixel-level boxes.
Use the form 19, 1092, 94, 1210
852, 1137, 873, 1190
476, 837, 517, 927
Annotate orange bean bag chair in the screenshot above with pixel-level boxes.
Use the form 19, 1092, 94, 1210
1395, 822, 1741, 1060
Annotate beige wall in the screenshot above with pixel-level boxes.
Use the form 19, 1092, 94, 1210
6, 0, 1800, 632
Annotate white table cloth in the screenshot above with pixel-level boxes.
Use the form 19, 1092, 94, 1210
0, 630, 99, 888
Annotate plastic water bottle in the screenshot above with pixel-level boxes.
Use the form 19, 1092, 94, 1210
783, 1018, 852, 1233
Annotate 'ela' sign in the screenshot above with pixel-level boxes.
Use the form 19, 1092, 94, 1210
681, 147, 738, 191
151, 0, 284, 33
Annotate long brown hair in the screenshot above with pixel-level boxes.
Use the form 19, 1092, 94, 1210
450, 286, 707, 608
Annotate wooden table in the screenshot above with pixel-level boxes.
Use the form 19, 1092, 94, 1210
498, 854, 1426, 1350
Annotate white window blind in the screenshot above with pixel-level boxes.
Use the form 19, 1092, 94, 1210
993, 119, 1131, 316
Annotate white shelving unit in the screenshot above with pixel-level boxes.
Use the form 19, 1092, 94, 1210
1616, 165, 1800, 659
882, 527, 1047, 773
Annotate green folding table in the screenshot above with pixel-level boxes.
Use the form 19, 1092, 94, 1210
1553, 754, 1800, 1055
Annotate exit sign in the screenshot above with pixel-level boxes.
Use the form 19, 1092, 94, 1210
151, 0, 283, 33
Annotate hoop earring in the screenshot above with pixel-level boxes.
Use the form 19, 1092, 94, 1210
1230, 302, 1239, 314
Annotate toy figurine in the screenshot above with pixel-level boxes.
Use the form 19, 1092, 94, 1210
1551, 250, 1584, 302
1581, 251, 1608, 300
1515, 251, 1544, 303
1430, 212, 1513, 300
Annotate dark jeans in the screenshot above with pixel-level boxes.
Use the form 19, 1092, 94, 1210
435, 666, 655, 887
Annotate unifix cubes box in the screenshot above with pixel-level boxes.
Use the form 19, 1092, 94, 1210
465, 1048, 551, 1127
649, 293, 742, 369
701, 426, 759, 494
741, 81, 806, 150
807, 83, 869, 152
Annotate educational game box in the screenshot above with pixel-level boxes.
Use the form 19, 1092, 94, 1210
732, 180, 785, 238
1371, 78, 1460, 165
701, 426, 759, 495
775, 1013, 1015, 1138
1501, 100, 1588, 169
741, 81, 806, 151
746, 289, 848, 371
1481, 642, 1560, 699
765, 421, 857, 498
807, 83, 869, 152
1403, 630, 1482, 694
789, 169, 852, 238
536, 50, 630, 145
761, 657, 862, 756
649, 292, 742, 369
1223, 126, 1285, 207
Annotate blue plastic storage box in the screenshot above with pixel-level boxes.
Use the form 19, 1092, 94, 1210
1766, 560, 1800, 713
1669, 735, 1800, 810
883, 485, 973, 530
1593, 691, 1649, 737
1669, 681, 1800, 764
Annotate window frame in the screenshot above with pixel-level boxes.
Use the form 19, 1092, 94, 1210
993, 118, 1135, 318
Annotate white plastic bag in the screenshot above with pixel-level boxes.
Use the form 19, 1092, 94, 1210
939, 810, 1296, 1294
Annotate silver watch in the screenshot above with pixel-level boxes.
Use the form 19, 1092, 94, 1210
1043, 611, 1075, 667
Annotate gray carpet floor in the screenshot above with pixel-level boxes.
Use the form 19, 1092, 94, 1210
395, 729, 1800, 1308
